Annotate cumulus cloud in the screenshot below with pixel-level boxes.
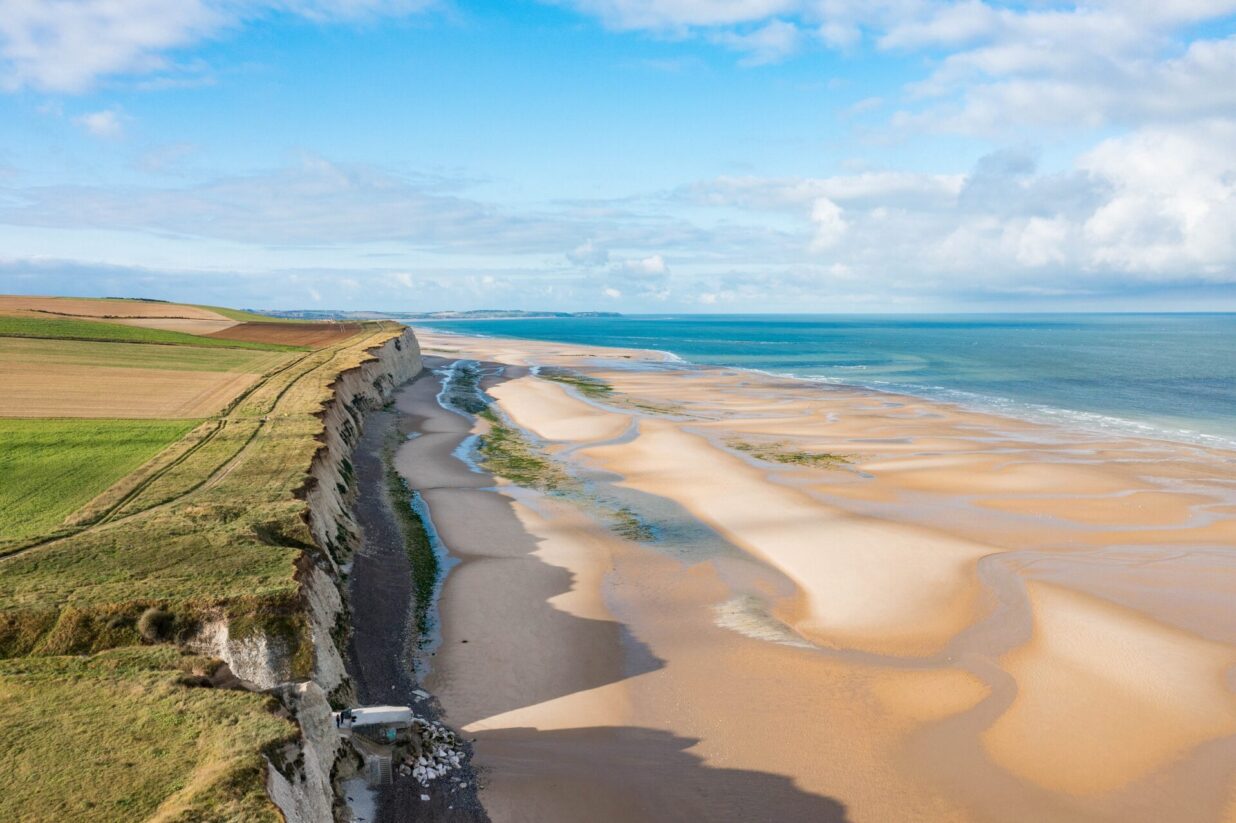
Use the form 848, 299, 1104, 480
567, 239, 611, 266
0, 0, 437, 92
617, 253, 668, 277
75, 108, 124, 138
808, 197, 846, 249
551, 1, 1236, 135
711, 19, 802, 65
675, 127, 1236, 294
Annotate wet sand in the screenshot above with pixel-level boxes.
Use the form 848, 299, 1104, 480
396, 332, 1236, 823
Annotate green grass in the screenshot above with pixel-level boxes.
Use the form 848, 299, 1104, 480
477, 407, 572, 491
0, 315, 305, 352
474, 406, 656, 542
0, 419, 198, 543
0, 325, 403, 644
727, 439, 850, 468
0, 315, 410, 821
385, 434, 440, 642
537, 368, 613, 398
0, 647, 293, 822
0, 337, 294, 373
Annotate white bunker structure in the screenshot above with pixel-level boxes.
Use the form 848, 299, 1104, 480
333, 705, 464, 788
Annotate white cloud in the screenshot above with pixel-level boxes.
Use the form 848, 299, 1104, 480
567, 239, 611, 266
1079, 122, 1236, 275
552, 1, 1236, 134
0, 0, 436, 92
75, 108, 124, 138
619, 253, 668, 276
712, 19, 802, 65
809, 197, 847, 249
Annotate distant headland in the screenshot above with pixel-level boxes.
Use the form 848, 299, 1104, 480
259, 309, 622, 321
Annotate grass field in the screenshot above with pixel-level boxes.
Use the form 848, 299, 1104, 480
0, 647, 293, 822
0, 315, 304, 351
0, 300, 410, 819
0, 337, 291, 373
0, 418, 197, 543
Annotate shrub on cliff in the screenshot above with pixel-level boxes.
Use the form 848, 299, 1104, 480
138, 607, 176, 643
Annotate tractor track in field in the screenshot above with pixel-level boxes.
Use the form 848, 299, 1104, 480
0, 328, 386, 563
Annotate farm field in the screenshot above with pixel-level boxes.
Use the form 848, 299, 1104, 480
0, 313, 303, 350
0, 418, 197, 544
0, 337, 295, 418
0, 295, 234, 320
207, 320, 365, 347
109, 316, 239, 334
0, 298, 406, 818
0, 337, 292, 373
1, 361, 267, 418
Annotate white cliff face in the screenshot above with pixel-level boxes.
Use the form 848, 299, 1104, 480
190, 328, 423, 822
304, 329, 424, 572
304, 563, 348, 694
189, 614, 294, 690
266, 682, 342, 823
276, 328, 423, 821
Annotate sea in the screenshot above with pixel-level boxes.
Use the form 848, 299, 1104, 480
421, 314, 1236, 450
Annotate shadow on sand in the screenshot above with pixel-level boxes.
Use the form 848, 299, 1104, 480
476, 725, 851, 822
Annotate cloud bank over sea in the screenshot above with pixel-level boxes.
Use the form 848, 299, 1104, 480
1, 1, 1234, 310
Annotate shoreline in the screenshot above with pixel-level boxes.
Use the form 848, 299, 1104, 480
405, 327, 1236, 822
415, 325, 1236, 453
343, 386, 486, 822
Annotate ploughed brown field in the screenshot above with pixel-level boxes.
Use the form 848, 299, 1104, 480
0, 338, 291, 419
206, 321, 365, 347
0, 359, 265, 418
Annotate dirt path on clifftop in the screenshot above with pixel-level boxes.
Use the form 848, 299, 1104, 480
345, 368, 487, 823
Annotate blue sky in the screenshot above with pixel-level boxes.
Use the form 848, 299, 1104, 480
1, 1, 1235, 312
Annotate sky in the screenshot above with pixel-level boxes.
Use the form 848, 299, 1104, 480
0, 1, 1235, 313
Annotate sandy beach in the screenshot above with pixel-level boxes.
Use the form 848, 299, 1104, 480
391, 329, 1236, 823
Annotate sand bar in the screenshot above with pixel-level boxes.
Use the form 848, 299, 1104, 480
399, 331, 1236, 823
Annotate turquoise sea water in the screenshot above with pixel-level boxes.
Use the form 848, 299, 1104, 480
422, 314, 1236, 449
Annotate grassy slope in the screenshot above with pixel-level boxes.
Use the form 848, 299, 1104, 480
0, 315, 304, 352
0, 305, 404, 820
0, 337, 294, 373
0, 419, 198, 543
0, 648, 293, 823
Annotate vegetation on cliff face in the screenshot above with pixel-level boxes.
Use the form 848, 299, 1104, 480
0, 302, 413, 820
